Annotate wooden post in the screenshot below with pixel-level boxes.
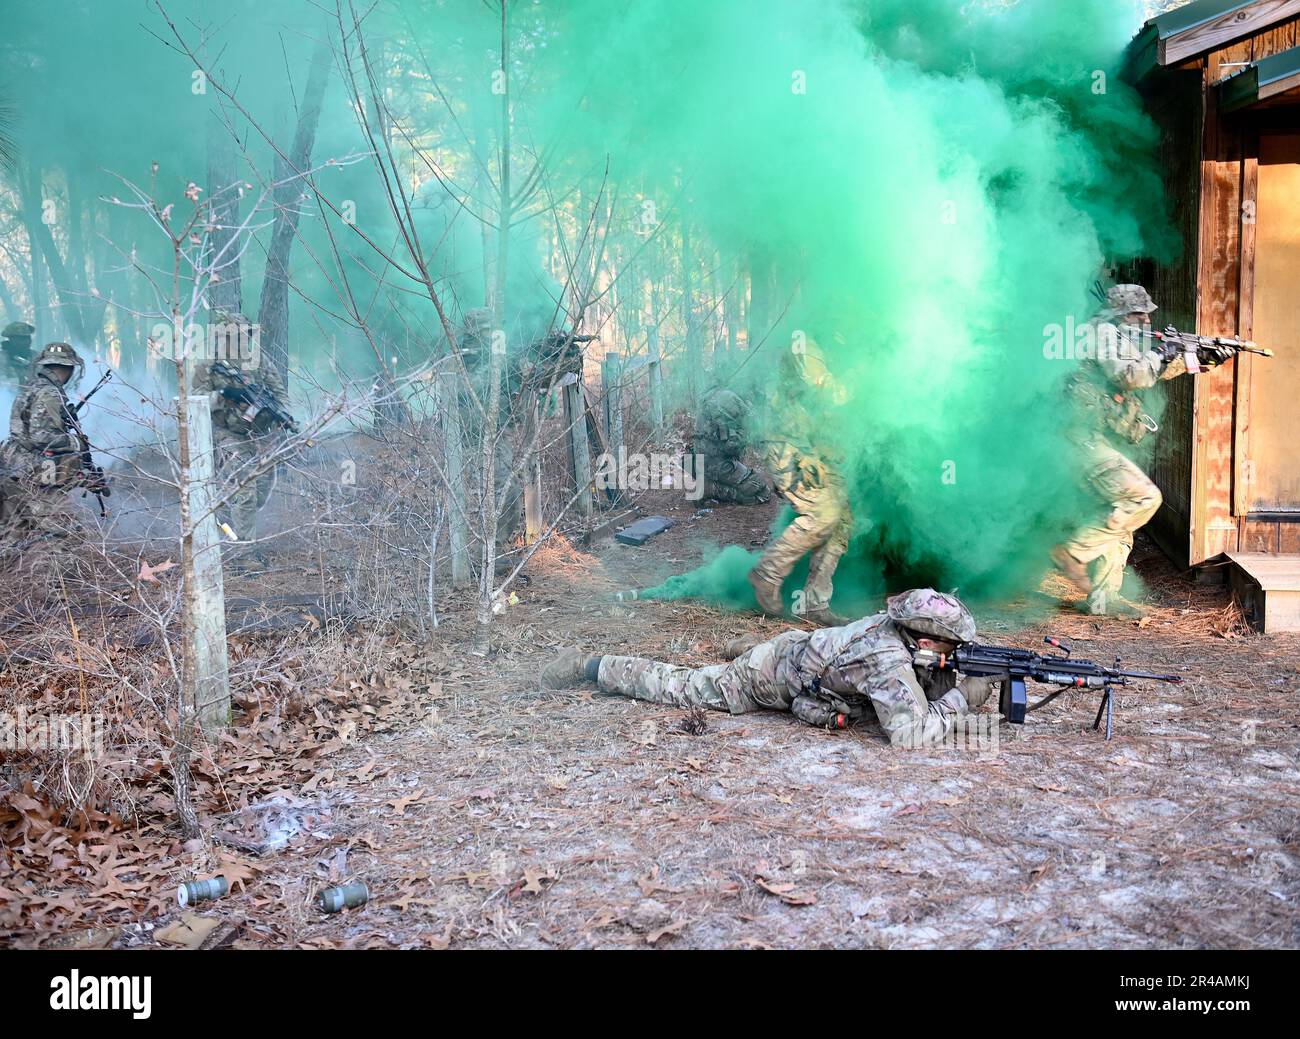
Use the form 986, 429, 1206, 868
603, 351, 624, 460
184, 396, 231, 735
564, 380, 594, 522
523, 397, 543, 544
439, 371, 472, 589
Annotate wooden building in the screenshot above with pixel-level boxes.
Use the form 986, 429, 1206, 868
1125, 0, 1300, 630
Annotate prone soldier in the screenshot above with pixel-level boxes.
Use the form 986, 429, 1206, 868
543, 588, 995, 747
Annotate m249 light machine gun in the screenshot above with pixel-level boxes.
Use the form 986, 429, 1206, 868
913, 637, 1183, 739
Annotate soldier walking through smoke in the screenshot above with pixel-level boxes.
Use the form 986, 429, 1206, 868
692, 386, 769, 505
0, 341, 109, 551
192, 311, 295, 572
543, 588, 995, 747
0, 321, 36, 390
1052, 285, 1233, 617
748, 337, 853, 625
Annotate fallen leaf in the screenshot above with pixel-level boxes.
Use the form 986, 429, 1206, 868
519, 866, 557, 895
646, 918, 688, 945
755, 877, 818, 906
385, 792, 427, 815
138, 558, 177, 583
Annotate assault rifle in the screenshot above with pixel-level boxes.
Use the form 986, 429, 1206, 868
212, 360, 298, 433
54, 368, 114, 517
1139, 326, 1275, 374
912, 636, 1183, 739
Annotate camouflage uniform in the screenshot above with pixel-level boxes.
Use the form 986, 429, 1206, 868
1057, 285, 1188, 616
592, 589, 994, 747
0, 342, 86, 542
750, 340, 853, 621
694, 387, 769, 505
192, 315, 290, 557
1, 321, 35, 389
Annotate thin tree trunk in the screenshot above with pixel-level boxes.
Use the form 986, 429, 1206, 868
257, 34, 332, 388
207, 100, 242, 316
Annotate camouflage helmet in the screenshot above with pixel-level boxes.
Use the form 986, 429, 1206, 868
704, 387, 749, 424
886, 588, 976, 643
1105, 284, 1157, 316
2, 321, 35, 340
34, 341, 84, 375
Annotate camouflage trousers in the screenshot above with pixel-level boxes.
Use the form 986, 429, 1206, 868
596, 630, 811, 716
751, 451, 852, 614
702, 456, 769, 505
0, 483, 72, 540
1060, 437, 1162, 613
214, 430, 275, 551
0, 445, 78, 546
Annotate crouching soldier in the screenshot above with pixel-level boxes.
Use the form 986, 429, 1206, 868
542, 588, 995, 747
1, 342, 107, 550
192, 312, 294, 571
692, 386, 769, 505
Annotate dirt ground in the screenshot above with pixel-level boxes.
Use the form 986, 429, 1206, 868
3, 494, 1299, 949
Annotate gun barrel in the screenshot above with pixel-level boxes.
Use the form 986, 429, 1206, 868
1115, 669, 1182, 683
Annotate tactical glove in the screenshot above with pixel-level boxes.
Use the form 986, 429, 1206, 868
791, 695, 850, 730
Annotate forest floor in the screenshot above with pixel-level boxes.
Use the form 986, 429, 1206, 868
2, 495, 1299, 949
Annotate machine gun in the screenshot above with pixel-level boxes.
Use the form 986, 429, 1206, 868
212, 360, 298, 433
54, 368, 114, 516
912, 636, 1183, 739
1139, 326, 1275, 374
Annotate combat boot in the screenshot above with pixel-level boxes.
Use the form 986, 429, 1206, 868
1050, 546, 1089, 592
541, 648, 597, 688
802, 606, 849, 627
747, 568, 784, 617
721, 635, 762, 660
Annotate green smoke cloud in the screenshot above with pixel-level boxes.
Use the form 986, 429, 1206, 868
2, 0, 1172, 611
535, 0, 1171, 608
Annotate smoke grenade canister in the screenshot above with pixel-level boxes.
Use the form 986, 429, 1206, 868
318, 881, 369, 913
177, 876, 229, 907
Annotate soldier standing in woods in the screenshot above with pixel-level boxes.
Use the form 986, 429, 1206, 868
1051, 284, 1230, 617
748, 337, 854, 626
191, 311, 294, 572
0, 321, 36, 389
693, 386, 770, 505
542, 588, 995, 747
0, 341, 107, 550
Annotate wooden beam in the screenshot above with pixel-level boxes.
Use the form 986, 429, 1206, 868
563, 380, 594, 523
1233, 134, 1259, 519
1191, 55, 1246, 565
1161, 0, 1300, 66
